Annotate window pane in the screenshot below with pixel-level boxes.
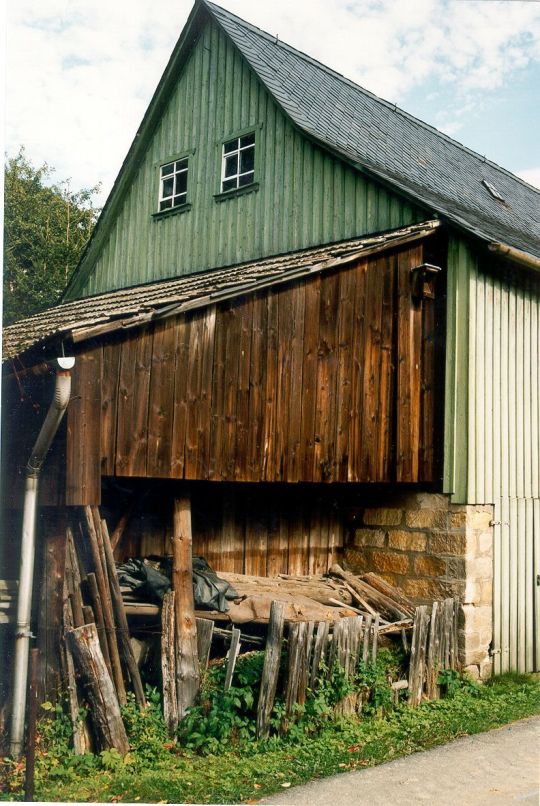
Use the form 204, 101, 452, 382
174, 194, 187, 206
240, 147, 254, 174
161, 162, 175, 177
224, 154, 238, 178
223, 138, 238, 154
159, 198, 172, 211
162, 177, 174, 197
240, 132, 255, 148
238, 171, 254, 187
222, 178, 237, 192
175, 158, 188, 172
175, 171, 187, 194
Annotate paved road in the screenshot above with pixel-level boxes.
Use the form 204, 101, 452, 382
261, 716, 540, 805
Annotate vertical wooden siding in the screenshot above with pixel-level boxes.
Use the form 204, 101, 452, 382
112, 486, 344, 578
67, 241, 438, 502
444, 236, 540, 672
69, 20, 425, 299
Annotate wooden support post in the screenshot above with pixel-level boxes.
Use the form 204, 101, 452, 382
86, 572, 112, 675
362, 614, 373, 664
371, 613, 380, 662
309, 621, 329, 689
83, 507, 126, 705
97, 512, 146, 707
196, 618, 214, 673
224, 628, 241, 691
256, 601, 285, 739
426, 601, 440, 700
161, 591, 178, 737
62, 596, 87, 754
67, 623, 129, 754
408, 605, 430, 707
172, 495, 200, 721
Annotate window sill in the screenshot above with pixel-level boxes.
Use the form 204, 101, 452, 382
152, 203, 192, 220
214, 182, 259, 203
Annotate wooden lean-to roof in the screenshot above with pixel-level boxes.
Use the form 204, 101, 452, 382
3, 221, 439, 361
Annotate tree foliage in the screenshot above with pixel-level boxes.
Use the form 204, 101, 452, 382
3, 148, 101, 325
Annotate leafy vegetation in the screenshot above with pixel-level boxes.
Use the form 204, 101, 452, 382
1, 658, 538, 803
3, 148, 100, 325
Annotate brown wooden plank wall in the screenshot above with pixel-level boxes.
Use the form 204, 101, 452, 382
112, 486, 344, 577
66, 240, 439, 503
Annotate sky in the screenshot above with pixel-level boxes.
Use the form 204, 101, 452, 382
4, 0, 540, 207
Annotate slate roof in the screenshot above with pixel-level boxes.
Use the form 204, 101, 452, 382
3, 221, 438, 361
203, 0, 540, 259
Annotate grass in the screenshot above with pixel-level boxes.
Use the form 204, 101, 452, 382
1, 673, 539, 804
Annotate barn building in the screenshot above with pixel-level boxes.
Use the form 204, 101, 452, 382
2, 0, 539, 742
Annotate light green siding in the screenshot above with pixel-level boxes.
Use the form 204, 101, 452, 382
68, 19, 424, 299
444, 235, 540, 672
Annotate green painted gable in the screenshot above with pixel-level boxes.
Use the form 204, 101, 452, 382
67, 17, 425, 299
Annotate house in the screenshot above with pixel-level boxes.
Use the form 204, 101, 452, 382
2, 0, 539, 745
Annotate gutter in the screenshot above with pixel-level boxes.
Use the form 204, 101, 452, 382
488, 242, 540, 273
9, 357, 75, 759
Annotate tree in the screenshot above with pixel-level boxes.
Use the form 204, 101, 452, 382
3, 148, 101, 325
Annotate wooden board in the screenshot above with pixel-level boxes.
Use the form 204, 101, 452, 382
66, 346, 102, 505
66, 239, 440, 499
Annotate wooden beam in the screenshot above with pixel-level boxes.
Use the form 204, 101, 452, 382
172, 495, 200, 721
67, 624, 129, 754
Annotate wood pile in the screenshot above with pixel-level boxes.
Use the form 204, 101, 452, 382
58, 500, 459, 752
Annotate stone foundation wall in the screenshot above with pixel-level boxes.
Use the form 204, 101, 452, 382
344, 492, 493, 680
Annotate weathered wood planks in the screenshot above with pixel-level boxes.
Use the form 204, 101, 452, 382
67, 239, 439, 499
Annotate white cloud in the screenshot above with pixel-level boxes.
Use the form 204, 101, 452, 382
517, 168, 540, 191
5, 0, 540, 204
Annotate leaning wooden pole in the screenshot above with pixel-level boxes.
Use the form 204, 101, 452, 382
172, 495, 200, 722
97, 512, 146, 708
67, 623, 129, 754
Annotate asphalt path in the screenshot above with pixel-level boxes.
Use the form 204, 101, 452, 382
260, 716, 540, 805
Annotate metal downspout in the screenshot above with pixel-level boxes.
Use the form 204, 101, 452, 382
9, 356, 75, 759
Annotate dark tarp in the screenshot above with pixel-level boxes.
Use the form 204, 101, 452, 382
117, 556, 238, 612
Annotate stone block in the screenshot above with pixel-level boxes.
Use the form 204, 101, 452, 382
467, 507, 493, 531
445, 556, 466, 580
402, 577, 456, 602
463, 664, 481, 681
387, 530, 427, 552
478, 531, 493, 556
463, 579, 481, 605
479, 659, 493, 680
412, 493, 450, 511
343, 548, 370, 573
353, 528, 386, 548
370, 550, 409, 574
430, 531, 467, 556
478, 628, 493, 647
464, 648, 489, 666
479, 580, 493, 605
363, 508, 402, 526
405, 509, 448, 529
466, 557, 493, 581
449, 509, 467, 529
472, 606, 492, 631
414, 555, 446, 577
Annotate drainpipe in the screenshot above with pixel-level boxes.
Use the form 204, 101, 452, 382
9, 356, 75, 759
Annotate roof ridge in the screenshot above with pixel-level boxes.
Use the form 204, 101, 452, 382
203, 0, 540, 195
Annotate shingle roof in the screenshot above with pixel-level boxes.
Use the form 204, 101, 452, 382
3, 221, 438, 361
203, 0, 540, 259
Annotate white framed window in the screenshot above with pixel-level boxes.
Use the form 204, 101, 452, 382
221, 132, 255, 192
158, 157, 189, 211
